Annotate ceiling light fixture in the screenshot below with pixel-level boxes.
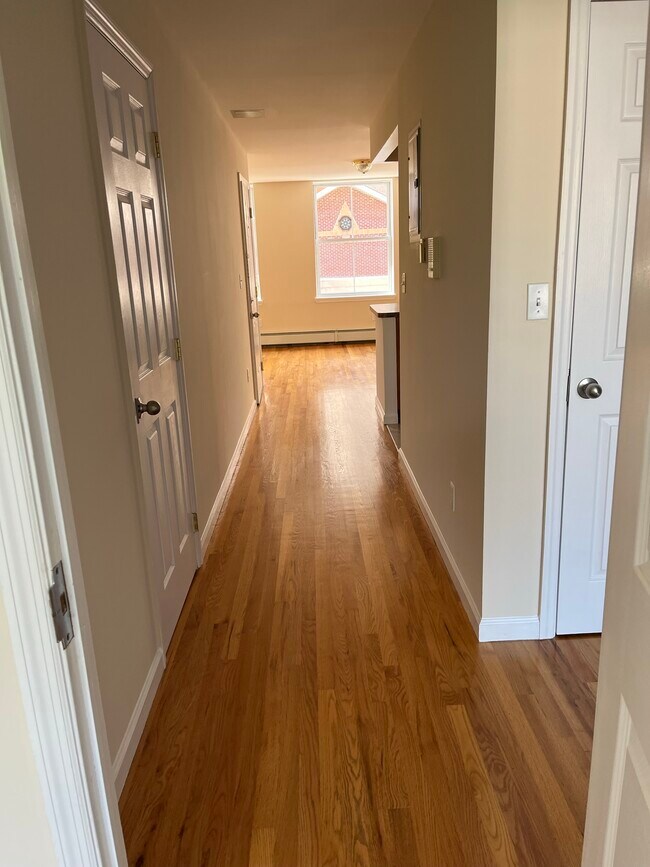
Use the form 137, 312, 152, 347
353, 158, 372, 174
230, 109, 265, 119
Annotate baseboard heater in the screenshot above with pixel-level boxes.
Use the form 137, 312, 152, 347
261, 328, 376, 346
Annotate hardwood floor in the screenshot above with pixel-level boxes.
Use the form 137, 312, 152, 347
119, 344, 600, 867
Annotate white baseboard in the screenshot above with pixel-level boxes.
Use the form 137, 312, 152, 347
261, 328, 375, 346
201, 399, 257, 556
398, 449, 480, 635
113, 647, 164, 796
375, 394, 398, 425
478, 616, 540, 642
112, 401, 257, 796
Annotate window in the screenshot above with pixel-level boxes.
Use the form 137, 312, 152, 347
314, 181, 394, 298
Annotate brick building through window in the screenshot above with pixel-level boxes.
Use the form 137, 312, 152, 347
314, 181, 394, 298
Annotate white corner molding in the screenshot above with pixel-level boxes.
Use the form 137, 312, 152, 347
201, 400, 257, 555
372, 125, 399, 165
113, 648, 164, 796
398, 449, 480, 635
375, 394, 399, 426
478, 616, 540, 643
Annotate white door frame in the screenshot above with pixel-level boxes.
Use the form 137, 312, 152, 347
540, 0, 592, 639
0, 53, 126, 866
84, 1, 203, 616
238, 171, 263, 403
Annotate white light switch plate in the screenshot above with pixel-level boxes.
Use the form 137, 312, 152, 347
527, 283, 549, 320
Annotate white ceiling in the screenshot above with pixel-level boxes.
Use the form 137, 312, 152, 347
153, 0, 432, 181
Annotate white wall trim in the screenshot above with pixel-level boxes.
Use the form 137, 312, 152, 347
478, 616, 541, 642
375, 394, 398, 425
84, 0, 152, 77
540, 0, 591, 639
112, 648, 164, 797
372, 125, 399, 165
398, 449, 480, 635
261, 328, 375, 346
201, 400, 257, 555
238, 173, 264, 404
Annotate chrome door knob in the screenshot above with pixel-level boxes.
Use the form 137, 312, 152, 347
577, 377, 603, 399
135, 397, 161, 422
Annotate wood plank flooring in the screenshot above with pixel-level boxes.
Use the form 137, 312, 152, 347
120, 344, 600, 867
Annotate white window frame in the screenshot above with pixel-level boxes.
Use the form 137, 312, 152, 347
313, 179, 395, 300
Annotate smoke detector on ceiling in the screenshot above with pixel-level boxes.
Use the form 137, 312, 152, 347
353, 158, 372, 174
230, 109, 265, 119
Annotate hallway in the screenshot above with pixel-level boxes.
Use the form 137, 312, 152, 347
119, 344, 599, 866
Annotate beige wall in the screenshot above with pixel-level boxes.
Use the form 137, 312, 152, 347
372, 0, 497, 612
371, 0, 569, 626
0, 0, 253, 760
0, 598, 58, 867
254, 180, 398, 336
483, 0, 568, 619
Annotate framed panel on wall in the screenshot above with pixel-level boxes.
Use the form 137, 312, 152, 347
408, 124, 421, 240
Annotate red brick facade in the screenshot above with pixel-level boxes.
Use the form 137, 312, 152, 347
315, 183, 391, 287
318, 239, 390, 279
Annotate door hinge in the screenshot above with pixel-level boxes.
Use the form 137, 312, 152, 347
49, 561, 74, 649
260, 360, 264, 371
174, 337, 182, 361
249, 206, 254, 219
152, 131, 161, 159
192, 512, 199, 533
566, 369, 571, 404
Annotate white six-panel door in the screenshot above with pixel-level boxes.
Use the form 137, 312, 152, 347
583, 7, 650, 853
557, 1, 648, 634
87, 23, 197, 649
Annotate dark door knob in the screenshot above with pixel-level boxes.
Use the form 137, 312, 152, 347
135, 397, 161, 422
577, 378, 603, 400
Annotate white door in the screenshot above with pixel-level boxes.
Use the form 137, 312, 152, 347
582, 20, 650, 857
557, 1, 648, 634
87, 24, 197, 649
238, 174, 264, 403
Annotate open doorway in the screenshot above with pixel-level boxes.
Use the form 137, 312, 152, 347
250, 172, 397, 351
